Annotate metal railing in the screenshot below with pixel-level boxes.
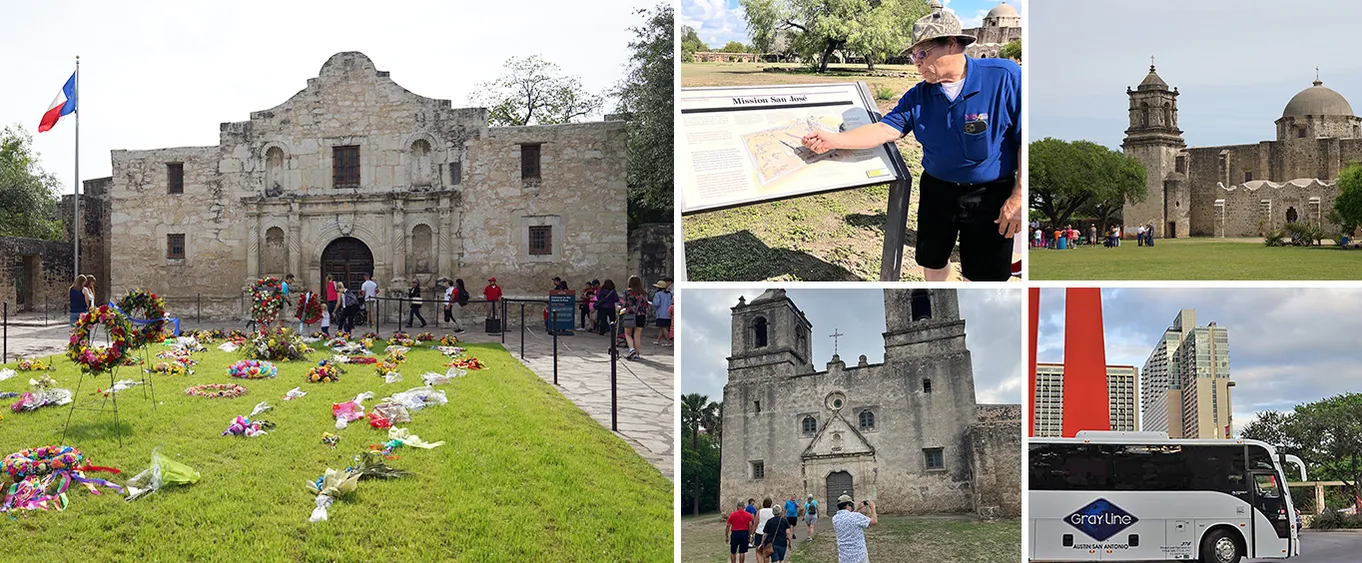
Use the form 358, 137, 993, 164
500, 296, 618, 432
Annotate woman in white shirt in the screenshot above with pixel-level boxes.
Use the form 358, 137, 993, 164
754, 498, 776, 563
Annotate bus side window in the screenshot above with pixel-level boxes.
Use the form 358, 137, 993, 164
1253, 473, 1281, 498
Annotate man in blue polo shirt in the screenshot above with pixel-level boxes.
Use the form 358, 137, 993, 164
802, 2, 1022, 281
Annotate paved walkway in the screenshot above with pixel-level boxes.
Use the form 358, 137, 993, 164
1, 317, 676, 482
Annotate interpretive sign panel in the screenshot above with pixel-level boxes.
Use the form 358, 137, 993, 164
678, 82, 904, 213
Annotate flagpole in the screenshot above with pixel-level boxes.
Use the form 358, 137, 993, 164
74, 56, 81, 293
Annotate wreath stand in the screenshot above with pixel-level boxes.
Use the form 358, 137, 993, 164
60, 323, 129, 448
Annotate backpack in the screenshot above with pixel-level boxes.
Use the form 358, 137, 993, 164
457, 287, 470, 306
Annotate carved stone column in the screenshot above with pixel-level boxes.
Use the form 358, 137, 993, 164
288, 199, 302, 279
390, 197, 406, 281
246, 203, 261, 282
438, 195, 452, 277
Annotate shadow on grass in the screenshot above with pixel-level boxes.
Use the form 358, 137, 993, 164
62, 417, 137, 442
685, 230, 860, 281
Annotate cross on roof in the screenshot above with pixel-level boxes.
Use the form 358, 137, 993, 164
830, 329, 844, 356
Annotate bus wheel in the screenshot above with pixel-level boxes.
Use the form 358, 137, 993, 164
1200, 529, 1242, 563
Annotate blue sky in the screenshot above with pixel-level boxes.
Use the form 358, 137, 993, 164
680, 0, 1017, 48
1035, 288, 1362, 436
680, 288, 1023, 406
0, 0, 656, 195
1030, 0, 1362, 150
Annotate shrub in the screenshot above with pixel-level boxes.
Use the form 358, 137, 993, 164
1264, 229, 1286, 247
874, 84, 896, 101
1309, 508, 1362, 529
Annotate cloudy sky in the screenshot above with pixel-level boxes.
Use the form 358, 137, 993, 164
680, 288, 1024, 406
1031, 0, 1362, 149
0, 0, 658, 195
680, 0, 1017, 48
1035, 288, 1362, 436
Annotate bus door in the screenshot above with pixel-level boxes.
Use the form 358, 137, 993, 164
1249, 469, 1292, 558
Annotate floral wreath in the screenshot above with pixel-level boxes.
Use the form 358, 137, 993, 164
296, 291, 324, 325
185, 383, 248, 398
150, 362, 191, 376
415, 332, 434, 342
438, 334, 459, 346
306, 360, 343, 383
15, 358, 54, 371
228, 360, 278, 379
116, 289, 168, 348
3, 446, 83, 480
67, 305, 133, 373
250, 276, 284, 327
448, 357, 486, 370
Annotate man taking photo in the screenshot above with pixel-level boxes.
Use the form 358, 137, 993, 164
831, 494, 877, 563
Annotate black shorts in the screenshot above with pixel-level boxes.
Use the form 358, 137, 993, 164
655, 317, 671, 328
785, 516, 798, 527
915, 171, 1015, 281
730, 531, 750, 554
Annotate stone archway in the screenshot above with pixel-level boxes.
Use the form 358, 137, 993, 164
1286, 206, 1299, 224
320, 237, 374, 295
826, 471, 853, 505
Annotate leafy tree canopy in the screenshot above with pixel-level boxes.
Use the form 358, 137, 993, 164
470, 55, 604, 127
0, 125, 63, 240
1029, 137, 1146, 229
613, 4, 674, 225
741, 0, 930, 72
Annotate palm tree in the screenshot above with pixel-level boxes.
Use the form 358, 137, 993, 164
682, 393, 710, 516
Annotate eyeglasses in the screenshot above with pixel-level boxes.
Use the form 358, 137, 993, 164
910, 44, 943, 65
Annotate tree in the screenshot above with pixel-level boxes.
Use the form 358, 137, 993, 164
720, 41, 749, 53
1242, 395, 1362, 510
681, 25, 708, 62
1333, 164, 1362, 236
613, 4, 674, 226
0, 125, 63, 240
1029, 137, 1146, 229
469, 55, 604, 127
682, 393, 722, 516
999, 39, 1021, 61
741, 0, 929, 73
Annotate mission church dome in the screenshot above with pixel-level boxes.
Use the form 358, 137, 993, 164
1282, 79, 1354, 118
986, 1, 1019, 19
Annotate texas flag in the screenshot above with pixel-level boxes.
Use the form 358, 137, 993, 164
38, 71, 77, 133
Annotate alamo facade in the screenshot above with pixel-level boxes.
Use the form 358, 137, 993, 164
42, 51, 640, 318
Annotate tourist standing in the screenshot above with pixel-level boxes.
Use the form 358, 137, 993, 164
484, 277, 502, 321
594, 279, 619, 336
325, 274, 338, 317
832, 495, 877, 563
755, 498, 775, 562
760, 505, 791, 562
448, 279, 468, 333
320, 307, 331, 337
406, 279, 427, 329
804, 494, 819, 539
579, 280, 596, 331
784, 496, 800, 541
69, 275, 88, 327
1146, 223, 1156, 246
1032, 227, 1042, 248
746, 498, 758, 517
332, 282, 349, 332
1137, 224, 1146, 246
552, 276, 569, 291
651, 280, 673, 346
727, 501, 755, 563
620, 276, 651, 360
82, 276, 96, 311
361, 273, 378, 330
1090, 225, 1098, 246
799, 5, 1021, 281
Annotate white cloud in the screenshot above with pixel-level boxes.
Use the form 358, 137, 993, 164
681, 0, 750, 48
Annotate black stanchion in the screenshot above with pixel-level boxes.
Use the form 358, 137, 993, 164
2, 301, 7, 364
609, 317, 618, 432
552, 309, 559, 385
519, 303, 526, 360
197, 293, 202, 323
500, 299, 506, 344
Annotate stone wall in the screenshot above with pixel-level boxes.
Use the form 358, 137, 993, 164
0, 236, 73, 316
692, 52, 759, 63
1214, 179, 1337, 237
969, 407, 1022, 518
628, 223, 674, 289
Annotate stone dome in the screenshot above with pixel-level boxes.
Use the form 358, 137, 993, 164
1282, 80, 1353, 118
1138, 66, 1167, 90
986, 1, 1019, 19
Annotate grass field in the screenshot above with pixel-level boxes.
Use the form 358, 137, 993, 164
682, 62, 966, 281
1029, 238, 1362, 280
681, 512, 1020, 563
0, 337, 672, 561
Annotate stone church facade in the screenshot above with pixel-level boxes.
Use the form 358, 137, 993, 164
102, 51, 626, 317
1123, 64, 1353, 238
964, 1, 1022, 59
719, 289, 1021, 517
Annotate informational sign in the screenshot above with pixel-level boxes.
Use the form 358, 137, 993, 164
678, 82, 905, 213
547, 290, 575, 333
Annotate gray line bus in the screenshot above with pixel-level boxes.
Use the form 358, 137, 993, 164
1030, 431, 1307, 563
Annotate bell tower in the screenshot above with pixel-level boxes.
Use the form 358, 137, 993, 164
882, 289, 968, 359
1122, 59, 1186, 237
728, 289, 814, 378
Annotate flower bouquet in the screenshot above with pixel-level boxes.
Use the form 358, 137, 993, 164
384, 349, 407, 364
15, 358, 54, 372
227, 359, 278, 379
245, 327, 311, 361
448, 357, 486, 370
150, 362, 191, 376
306, 360, 343, 383
438, 334, 459, 346
415, 332, 434, 342
348, 356, 377, 365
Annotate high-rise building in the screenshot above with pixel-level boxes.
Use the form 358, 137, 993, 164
1140, 309, 1234, 438
1033, 363, 1140, 437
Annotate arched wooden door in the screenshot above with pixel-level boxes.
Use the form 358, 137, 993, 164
320, 237, 374, 295
826, 471, 853, 504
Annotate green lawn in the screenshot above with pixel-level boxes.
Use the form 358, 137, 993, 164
789, 516, 1020, 563
681, 512, 1019, 563
0, 337, 672, 561
1029, 238, 1362, 280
